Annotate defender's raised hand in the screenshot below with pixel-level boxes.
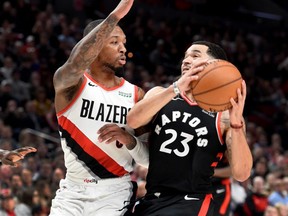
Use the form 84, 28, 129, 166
112, 0, 134, 20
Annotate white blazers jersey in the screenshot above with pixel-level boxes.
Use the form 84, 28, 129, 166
56, 72, 139, 182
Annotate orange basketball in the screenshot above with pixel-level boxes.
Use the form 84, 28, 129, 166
191, 59, 243, 112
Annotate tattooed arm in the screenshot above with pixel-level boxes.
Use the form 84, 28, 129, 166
53, 0, 134, 111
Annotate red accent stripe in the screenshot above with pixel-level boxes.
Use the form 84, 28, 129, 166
211, 162, 218, 167
198, 194, 212, 216
220, 181, 231, 214
181, 92, 198, 106
221, 178, 231, 185
216, 112, 224, 144
58, 116, 128, 176
217, 153, 223, 160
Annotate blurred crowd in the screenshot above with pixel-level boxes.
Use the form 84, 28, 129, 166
0, 0, 288, 215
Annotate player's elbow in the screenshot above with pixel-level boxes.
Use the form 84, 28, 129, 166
232, 165, 252, 182
126, 114, 140, 129
233, 172, 250, 182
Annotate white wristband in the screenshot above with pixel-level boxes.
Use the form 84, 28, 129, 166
127, 136, 149, 168
173, 81, 180, 95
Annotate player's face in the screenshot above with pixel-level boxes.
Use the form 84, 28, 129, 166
181, 44, 212, 74
97, 26, 127, 74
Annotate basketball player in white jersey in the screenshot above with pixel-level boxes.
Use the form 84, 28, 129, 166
49, 0, 149, 215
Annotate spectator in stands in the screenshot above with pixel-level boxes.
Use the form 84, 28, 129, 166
9, 69, 31, 105
268, 178, 288, 206
230, 178, 247, 215
14, 188, 34, 216
0, 188, 16, 216
264, 205, 279, 216
0, 79, 17, 112
10, 173, 23, 195
275, 203, 288, 216
21, 168, 34, 190
243, 176, 268, 216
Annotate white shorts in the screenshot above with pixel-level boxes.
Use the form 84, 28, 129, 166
49, 175, 136, 216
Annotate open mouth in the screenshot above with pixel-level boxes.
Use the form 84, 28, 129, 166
119, 57, 126, 65
182, 67, 190, 72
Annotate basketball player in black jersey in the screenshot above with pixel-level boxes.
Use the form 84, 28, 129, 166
127, 41, 253, 216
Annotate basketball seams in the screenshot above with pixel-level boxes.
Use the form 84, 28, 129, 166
196, 100, 232, 112
192, 64, 237, 90
189, 59, 242, 112
193, 77, 242, 96
196, 100, 232, 107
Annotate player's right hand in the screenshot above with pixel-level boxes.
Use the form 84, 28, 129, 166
112, 0, 134, 20
177, 58, 207, 93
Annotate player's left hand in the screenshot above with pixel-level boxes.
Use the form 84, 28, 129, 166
112, 0, 134, 20
97, 124, 135, 146
1, 147, 37, 166
229, 80, 246, 125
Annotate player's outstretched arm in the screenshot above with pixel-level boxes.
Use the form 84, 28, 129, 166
127, 59, 205, 129
0, 147, 37, 167
53, 0, 134, 93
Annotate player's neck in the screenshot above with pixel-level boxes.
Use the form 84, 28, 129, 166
88, 71, 122, 88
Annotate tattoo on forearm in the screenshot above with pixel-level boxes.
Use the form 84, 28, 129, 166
226, 138, 232, 162
73, 15, 119, 70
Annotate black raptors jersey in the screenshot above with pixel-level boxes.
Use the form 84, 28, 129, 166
146, 95, 226, 195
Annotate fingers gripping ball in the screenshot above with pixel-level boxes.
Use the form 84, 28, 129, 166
191, 59, 243, 112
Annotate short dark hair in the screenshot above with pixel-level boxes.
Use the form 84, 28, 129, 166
83, 19, 104, 37
192, 41, 228, 61
83, 19, 120, 37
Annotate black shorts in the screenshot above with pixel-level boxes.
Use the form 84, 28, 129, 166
212, 179, 231, 216
133, 193, 214, 216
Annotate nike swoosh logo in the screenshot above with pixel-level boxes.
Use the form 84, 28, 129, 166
184, 195, 200, 201
88, 82, 97, 87
172, 97, 184, 101
216, 189, 225, 194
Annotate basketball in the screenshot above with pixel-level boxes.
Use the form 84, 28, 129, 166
191, 59, 242, 112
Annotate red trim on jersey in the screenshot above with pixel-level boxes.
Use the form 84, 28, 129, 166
211, 153, 223, 167
220, 179, 231, 214
58, 116, 129, 176
57, 76, 88, 117
211, 162, 217, 167
221, 178, 230, 185
216, 112, 224, 144
198, 194, 212, 216
85, 72, 125, 91
217, 152, 224, 160
181, 93, 198, 106
134, 85, 138, 103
